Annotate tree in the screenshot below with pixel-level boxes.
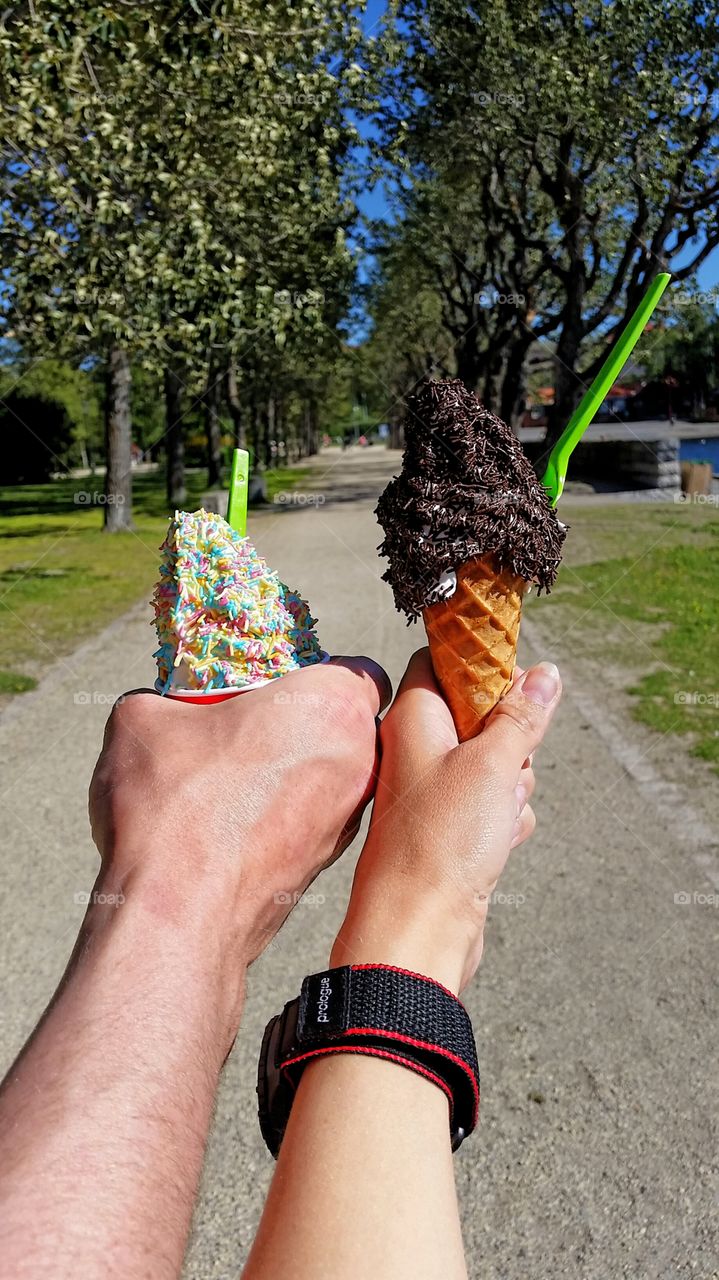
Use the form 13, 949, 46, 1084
0, 356, 104, 471
374, 0, 719, 446
0, 1, 367, 517
640, 295, 719, 417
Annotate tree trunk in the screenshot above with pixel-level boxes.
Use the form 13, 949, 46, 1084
205, 368, 223, 487
481, 351, 504, 414
304, 402, 313, 457
226, 360, 246, 449
542, 329, 582, 461
305, 398, 319, 455
543, 228, 586, 454
264, 394, 275, 468
455, 330, 485, 393
500, 332, 534, 431
164, 366, 186, 508
104, 344, 133, 532
253, 399, 265, 468
275, 396, 286, 463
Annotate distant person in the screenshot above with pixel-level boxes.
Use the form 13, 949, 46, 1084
0, 651, 561, 1280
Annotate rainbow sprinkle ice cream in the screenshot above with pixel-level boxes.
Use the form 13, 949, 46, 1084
152, 509, 322, 693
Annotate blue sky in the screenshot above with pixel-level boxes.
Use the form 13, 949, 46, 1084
355, 0, 719, 293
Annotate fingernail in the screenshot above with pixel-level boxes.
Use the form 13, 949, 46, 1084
515, 783, 528, 815
521, 662, 560, 706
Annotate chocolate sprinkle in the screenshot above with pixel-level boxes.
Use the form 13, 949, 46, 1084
375, 378, 567, 621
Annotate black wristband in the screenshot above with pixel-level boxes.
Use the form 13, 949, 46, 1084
257, 964, 479, 1158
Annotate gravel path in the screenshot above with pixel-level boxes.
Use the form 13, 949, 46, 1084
0, 448, 717, 1280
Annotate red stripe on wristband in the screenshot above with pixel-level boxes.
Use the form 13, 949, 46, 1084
350, 963, 462, 1006
281, 1044, 454, 1116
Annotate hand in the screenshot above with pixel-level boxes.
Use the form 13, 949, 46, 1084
89, 656, 391, 983
331, 649, 561, 994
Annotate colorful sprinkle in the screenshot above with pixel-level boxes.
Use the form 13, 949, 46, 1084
151, 509, 322, 693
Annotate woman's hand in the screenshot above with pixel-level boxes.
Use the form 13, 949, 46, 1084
331, 649, 561, 993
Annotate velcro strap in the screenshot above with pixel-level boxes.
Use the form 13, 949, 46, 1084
288, 965, 479, 1136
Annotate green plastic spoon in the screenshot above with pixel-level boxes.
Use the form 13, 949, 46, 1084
540, 272, 672, 505
226, 447, 250, 535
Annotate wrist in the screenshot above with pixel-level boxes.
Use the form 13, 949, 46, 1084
330, 876, 479, 997
84, 859, 251, 1054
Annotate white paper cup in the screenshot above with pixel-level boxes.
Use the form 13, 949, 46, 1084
158, 651, 331, 703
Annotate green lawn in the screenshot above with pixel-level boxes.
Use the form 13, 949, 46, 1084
545, 500, 719, 769
3, 479, 719, 774
0, 466, 305, 697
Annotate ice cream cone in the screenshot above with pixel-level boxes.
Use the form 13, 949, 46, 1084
423, 555, 525, 742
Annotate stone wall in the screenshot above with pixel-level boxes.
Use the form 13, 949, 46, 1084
526, 436, 681, 492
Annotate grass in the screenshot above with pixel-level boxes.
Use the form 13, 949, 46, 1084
546, 499, 719, 769
0, 464, 306, 699
3, 473, 718, 773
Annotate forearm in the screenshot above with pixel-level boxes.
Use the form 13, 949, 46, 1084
245, 1054, 466, 1280
244, 896, 470, 1280
0, 864, 246, 1280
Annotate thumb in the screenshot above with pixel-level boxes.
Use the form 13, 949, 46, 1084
478, 661, 562, 772
380, 647, 458, 765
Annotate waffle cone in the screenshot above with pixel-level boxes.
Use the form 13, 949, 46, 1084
423, 556, 525, 742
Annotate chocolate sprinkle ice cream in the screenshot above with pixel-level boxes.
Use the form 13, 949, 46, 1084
376, 378, 567, 621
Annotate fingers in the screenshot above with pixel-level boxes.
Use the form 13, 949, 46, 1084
380, 647, 458, 763
478, 661, 562, 775
511, 802, 536, 848
514, 764, 535, 814
329, 655, 393, 716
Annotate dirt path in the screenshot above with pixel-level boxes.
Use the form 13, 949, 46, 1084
0, 448, 716, 1279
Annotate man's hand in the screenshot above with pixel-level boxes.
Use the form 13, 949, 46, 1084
332, 649, 561, 993
0, 654, 388, 1280
90, 655, 390, 982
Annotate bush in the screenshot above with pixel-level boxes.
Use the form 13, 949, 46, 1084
0, 394, 74, 483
